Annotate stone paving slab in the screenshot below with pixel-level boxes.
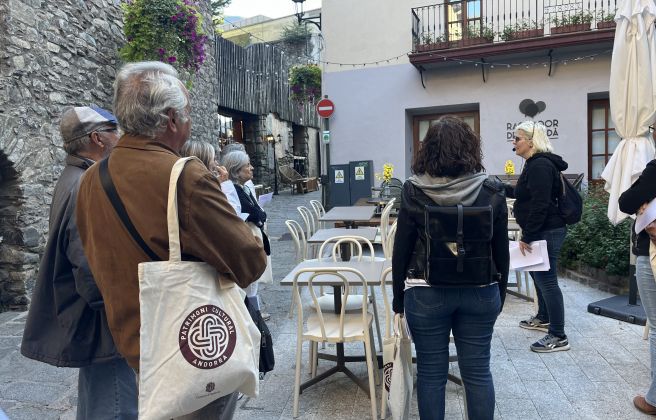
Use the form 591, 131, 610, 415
0, 188, 655, 419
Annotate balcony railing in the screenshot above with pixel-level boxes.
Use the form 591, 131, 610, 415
411, 0, 617, 52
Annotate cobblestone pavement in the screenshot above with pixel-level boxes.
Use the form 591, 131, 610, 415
0, 188, 653, 419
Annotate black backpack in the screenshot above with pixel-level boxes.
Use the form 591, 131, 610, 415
557, 174, 583, 225
424, 204, 495, 286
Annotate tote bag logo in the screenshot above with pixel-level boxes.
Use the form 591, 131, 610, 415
179, 305, 237, 369
383, 362, 393, 392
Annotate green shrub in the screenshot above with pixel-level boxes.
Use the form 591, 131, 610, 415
280, 23, 312, 46
560, 184, 631, 275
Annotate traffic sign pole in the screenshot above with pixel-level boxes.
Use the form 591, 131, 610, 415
317, 96, 334, 209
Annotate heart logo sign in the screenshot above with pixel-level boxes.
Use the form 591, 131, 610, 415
519, 99, 546, 117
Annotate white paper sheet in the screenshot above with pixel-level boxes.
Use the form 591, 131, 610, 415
258, 192, 273, 207
239, 212, 250, 222
509, 240, 550, 271
636, 198, 656, 233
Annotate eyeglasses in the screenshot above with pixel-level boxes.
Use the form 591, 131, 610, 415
514, 124, 536, 142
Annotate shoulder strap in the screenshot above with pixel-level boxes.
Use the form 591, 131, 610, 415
99, 158, 161, 261
456, 204, 465, 272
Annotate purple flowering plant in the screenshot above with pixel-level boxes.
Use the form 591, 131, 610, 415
289, 64, 321, 104
120, 0, 208, 84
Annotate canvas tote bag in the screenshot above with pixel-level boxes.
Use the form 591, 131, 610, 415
138, 157, 261, 419
386, 314, 413, 420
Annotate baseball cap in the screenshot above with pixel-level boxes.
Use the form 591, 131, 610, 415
60, 105, 118, 144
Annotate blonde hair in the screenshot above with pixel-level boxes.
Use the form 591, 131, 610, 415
180, 140, 215, 169
515, 120, 553, 153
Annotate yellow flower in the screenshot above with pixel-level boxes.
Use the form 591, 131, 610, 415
376, 163, 394, 183
504, 160, 515, 175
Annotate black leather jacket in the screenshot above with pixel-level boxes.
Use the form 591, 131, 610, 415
392, 178, 510, 313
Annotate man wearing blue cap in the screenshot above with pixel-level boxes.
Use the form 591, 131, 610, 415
21, 105, 137, 419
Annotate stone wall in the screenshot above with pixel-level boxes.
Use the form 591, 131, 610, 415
188, 0, 219, 145
0, 0, 125, 310
0, 0, 218, 310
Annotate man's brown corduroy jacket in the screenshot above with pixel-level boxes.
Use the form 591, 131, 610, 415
76, 135, 267, 369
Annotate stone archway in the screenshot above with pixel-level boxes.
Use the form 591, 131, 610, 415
0, 151, 32, 310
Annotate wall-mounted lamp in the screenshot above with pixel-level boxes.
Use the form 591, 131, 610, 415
292, 0, 321, 30
267, 133, 280, 195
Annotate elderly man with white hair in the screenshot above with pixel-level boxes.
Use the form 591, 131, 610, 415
75, 61, 267, 420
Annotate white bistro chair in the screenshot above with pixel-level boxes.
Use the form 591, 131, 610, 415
379, 198, 396, 259
298, 205, 318, 257
291, 267, 378, 420
316, 236, 384, 352
309, 199, 326, 230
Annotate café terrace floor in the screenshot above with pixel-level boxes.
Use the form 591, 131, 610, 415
0, 189, 652, 419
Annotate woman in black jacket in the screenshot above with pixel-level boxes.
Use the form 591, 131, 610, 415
506, 121, 569, 353
223, 150, 273, 319
392, 116, 509, 420
618, 158, 656, 415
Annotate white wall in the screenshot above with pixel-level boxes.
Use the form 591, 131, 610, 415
323, 56, 611, 180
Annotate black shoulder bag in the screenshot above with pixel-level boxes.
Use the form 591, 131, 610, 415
424, 204, 494, 286
99, 158, 161, 261
243, 297, 275, 376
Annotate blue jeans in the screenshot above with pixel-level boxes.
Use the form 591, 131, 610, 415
404, 284, 500, 420
529, 226, 567, 337
636, 256, 656, 406
77, 358, 138, 419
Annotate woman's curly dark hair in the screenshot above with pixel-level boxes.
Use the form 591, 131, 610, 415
411, 116, 484, 177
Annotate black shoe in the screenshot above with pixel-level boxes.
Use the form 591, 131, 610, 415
530, 333, 570, 353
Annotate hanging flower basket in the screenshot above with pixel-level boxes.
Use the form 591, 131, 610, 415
119, 0, 208, 85
289, 64, 321, 105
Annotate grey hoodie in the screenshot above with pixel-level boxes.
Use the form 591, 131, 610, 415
408, 172, 488, 206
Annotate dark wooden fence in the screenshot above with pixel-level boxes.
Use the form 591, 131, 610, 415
214, 36, 320, 128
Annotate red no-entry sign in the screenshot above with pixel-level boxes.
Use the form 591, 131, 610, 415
316, 98, 335, 118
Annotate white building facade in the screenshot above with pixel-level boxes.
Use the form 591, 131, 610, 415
321, 0, 617, 181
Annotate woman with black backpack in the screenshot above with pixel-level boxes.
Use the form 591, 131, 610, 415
392, 116, 509, 420
507, 121, 570, 353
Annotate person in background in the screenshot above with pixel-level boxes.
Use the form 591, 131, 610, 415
221, 142, 258, 203
223, 150, 273, 321
506, 121, 570, 353
21, 105, 137, 419
180, 140, 240, 212
619, 158, 656, 415
392, 116, 509, 420
75, 61, 266, 420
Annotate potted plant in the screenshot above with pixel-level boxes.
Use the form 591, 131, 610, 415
417, 32, 452, 52
289, 64, 321, 105
458, 23, 495, 47
500, 19, 544, 41
120, 0, 209, 87
596, 10, 616, 29
375, 163, 394, 198
551, 11, 593, 34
